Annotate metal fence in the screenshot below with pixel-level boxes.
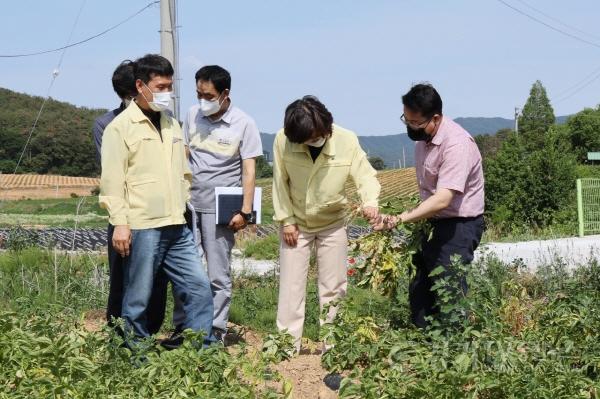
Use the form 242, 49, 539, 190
577, 178, 600, 237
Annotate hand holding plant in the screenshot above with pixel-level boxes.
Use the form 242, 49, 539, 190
350, 197, 431, 297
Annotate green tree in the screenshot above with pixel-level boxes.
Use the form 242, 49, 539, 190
565, 106, 600, 163
255, 156, 273, 178
0, 87, 105, 177
485, 127, 576, 229
474, 128, 511, 160
518, 80, 555, 149
368, 156, 385, 170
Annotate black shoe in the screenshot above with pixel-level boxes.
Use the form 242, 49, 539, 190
213, 328, 227, 345
160, 329, 184, 350
323, 373, 343, 391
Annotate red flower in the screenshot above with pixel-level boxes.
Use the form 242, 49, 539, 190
348, 257, 356, 265
347, 268, 357, 277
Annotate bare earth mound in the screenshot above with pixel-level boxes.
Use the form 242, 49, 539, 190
0, 174, 99, 200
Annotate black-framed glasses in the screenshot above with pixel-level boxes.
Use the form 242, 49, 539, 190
400, 114, 433, 129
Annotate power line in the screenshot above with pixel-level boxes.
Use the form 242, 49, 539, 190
495, 0, 600, 50
554, 68, 600, 104
499, 1, 600, 104
554, 64, 600, 98
553, 64, 600, 99
0, 1, 159, 58
514, 0, 600, 42
13, 0, 88, 174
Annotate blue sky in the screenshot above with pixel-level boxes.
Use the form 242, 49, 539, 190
1, 0, 600, 135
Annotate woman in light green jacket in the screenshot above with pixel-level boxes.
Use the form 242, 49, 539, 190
272, 96, 381, 352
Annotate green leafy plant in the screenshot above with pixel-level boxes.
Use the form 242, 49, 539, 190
321, 254, 600, 398
0, 248, 294, 398
261, 330, 295, 363
349, 196, 431, 297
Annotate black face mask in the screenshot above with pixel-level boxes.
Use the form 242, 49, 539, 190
407, 126, 430, 142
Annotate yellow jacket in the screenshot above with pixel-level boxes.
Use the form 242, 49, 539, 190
272, 124, 380, 232
99, 102, 191, 229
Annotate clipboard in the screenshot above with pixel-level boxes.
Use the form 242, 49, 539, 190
215, 187, 262, 225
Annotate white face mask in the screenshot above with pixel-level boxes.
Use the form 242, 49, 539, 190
305, 137, 327, 147
142, 82, 172, 112
199, 93, 225, 117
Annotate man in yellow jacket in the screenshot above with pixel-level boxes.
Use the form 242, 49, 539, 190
273, 95, 381, 352
99, 54, 214, 347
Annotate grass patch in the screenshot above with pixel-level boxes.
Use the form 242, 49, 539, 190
576, 164, 600, 178
0, 213, 108, 228
229, 269, 387, 342
0, 247, 108, 314
0, 196, 105, 215
241, 233, 279, 260
481, 206, 578, 243
0, 197, 108, 228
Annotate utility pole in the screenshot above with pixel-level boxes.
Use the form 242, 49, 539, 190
514, 107, 520, 135
402, 146, 406, 169
160, 0, 180, 120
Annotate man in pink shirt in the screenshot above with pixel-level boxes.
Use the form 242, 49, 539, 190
375, 83, 485, 328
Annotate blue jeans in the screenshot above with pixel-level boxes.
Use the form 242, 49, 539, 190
106, 224, 168, 335
121, 224, 214, 345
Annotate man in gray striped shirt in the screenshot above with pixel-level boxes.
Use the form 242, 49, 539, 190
182, 65, 263, 342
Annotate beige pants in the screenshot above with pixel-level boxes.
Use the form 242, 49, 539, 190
276, 224, 348, 350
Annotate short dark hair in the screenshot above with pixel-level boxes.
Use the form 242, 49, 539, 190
195, 65, 231, 93
111, 60, 137, 99
283, 96, 333, 144
402, 83, 443, 118
133, 54, 174, 84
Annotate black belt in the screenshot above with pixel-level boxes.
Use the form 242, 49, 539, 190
430, 214, 484, 224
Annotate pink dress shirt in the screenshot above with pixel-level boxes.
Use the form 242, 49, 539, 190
414, 116, 484, 218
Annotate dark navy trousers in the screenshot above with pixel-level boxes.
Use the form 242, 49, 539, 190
409, 215, 485, 328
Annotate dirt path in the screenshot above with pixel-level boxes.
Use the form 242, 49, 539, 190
274, 353, 336, 399
228, 327, 337, 399
83, 311, 338, 398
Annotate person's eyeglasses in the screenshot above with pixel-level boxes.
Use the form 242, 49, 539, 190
400, 114, 433, 129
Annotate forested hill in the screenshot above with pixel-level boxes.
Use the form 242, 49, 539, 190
260, 133, 416, 169
0, 87, 106, 177
455, 116, 569, 135
0, 87, 571, 176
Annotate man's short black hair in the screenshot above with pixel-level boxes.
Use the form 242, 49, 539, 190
284, 96, 334, 144
195, 65, 231, 93
111, 60, 137, 99
133, 54, 174, 84
402, 83, 443, 118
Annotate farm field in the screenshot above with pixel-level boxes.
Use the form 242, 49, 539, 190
2, 172, 600, 398
257, 167, 419, 206
2, 243, 600, 397
0, 174, 99, 200
0, 168, 419, 229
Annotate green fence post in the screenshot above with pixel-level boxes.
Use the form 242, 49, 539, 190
577, 179, 584, 237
